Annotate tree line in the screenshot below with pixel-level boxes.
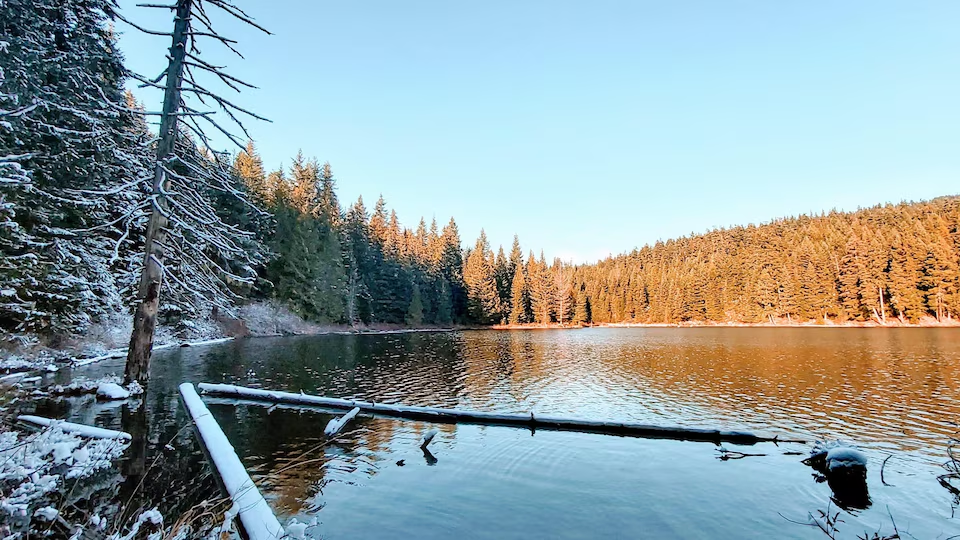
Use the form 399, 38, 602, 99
573, 197, 960, 325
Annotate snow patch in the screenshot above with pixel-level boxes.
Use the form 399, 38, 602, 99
826, 446, 868, 471
96, 382, 130, 400
0, 424, 128, 522
33, 506, 58, 521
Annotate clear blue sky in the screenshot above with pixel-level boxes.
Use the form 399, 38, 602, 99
116, 1, 960, 263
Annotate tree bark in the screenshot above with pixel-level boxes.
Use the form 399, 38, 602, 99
125, 0, 193, 384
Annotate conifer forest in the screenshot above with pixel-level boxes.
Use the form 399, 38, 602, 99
2, 0, 959, 349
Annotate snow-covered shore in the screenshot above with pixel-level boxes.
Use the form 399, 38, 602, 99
1, 301, 463, 377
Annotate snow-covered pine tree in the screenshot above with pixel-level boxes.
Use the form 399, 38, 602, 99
0, 0, 154, 335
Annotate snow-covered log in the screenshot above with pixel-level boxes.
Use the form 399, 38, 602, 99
421, 428, 439, 448
323, 407, 360, 436
17, 416, 132, 441
198, 383, 787, 444
179, 383, 284, 540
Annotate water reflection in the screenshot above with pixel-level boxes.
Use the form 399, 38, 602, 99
47, 328, 960, 539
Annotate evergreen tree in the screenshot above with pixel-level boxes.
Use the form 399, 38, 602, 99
573, 287, 592, 324
0, 0, 154, 333
529, 251, 555, 323
463, 230, 501, 323
439, 218, 467, 321
317, 161, 340, 225
233, 140, 268, 202
405, 282, 424, 326
508, 264, 531, 324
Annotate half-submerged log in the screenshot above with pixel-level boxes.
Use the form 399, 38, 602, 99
179, 383, 284, 540
324, 407, 360, 436
17, 415, 132, 441
198, 383, 794, 445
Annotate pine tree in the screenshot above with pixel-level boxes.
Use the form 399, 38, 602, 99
463, 230, 502, 323
573, 287, 592, 324
0, 0, 155, 334
288, 151, 318, 214
405, 282, 424, 326
317, 161, 340, 225
508, 264, 530, 324
529, 251, 555, 323
233, 140, 268, 202
552, 259, 573, 325
439, 218, 467, 321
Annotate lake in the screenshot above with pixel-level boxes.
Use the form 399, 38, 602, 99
39, 328, 960, 539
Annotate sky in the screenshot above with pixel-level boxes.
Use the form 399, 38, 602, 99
115, 1, 960, 263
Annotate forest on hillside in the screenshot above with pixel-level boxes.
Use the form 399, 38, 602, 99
2, 0, 958, 346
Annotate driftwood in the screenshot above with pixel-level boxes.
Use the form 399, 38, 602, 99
198, 383, 800, 445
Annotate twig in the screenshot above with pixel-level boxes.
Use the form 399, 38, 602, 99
881, 454, 895, 486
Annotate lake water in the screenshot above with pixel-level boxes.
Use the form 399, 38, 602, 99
40, 328, 960, 539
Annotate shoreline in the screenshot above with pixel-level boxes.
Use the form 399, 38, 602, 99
493, 320, 960, 330
5, 318, 958, 378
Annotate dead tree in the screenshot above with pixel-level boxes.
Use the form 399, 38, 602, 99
113, 0, 270, 383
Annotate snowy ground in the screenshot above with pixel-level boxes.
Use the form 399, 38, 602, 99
0, 376, 237, 539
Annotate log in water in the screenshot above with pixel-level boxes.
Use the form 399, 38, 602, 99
197, 382, 795, 445
179, 383, 284, 540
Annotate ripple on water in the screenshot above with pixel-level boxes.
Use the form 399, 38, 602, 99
55, 328, 960, 539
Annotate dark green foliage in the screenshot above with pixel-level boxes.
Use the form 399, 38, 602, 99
405, 282, 424, 325
0, 0, 153, 333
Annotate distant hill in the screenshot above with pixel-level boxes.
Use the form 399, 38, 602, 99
573, 196, 960, 325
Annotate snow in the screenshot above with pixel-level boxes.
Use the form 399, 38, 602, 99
826, 446, 868, 471
52, 375, 143, 398
285, 518, 308, 539
96, 382, 131, 400
179, 383, 284, 540
106, 508, 164, 540
324, 407, 360, 436
0, 424, 128, 522
421, 428, 439, 448
34, 506, 58, 521
17, 415, 132, 441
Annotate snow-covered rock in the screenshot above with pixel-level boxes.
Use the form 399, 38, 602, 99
825, 446, 868, 471
804, 440, 868, 474
286, 518, 308, 539
96, 382, 130, 400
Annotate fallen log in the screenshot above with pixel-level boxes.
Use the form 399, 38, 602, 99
17, 415, 132, 441
179, 383, 284, 540
198, 383, 799, 445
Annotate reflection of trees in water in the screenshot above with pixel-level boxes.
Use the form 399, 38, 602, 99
51, 328, 960, 530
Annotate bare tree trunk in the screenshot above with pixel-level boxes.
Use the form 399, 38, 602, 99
125, 0, 193, 384
878, 285, 886, 326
